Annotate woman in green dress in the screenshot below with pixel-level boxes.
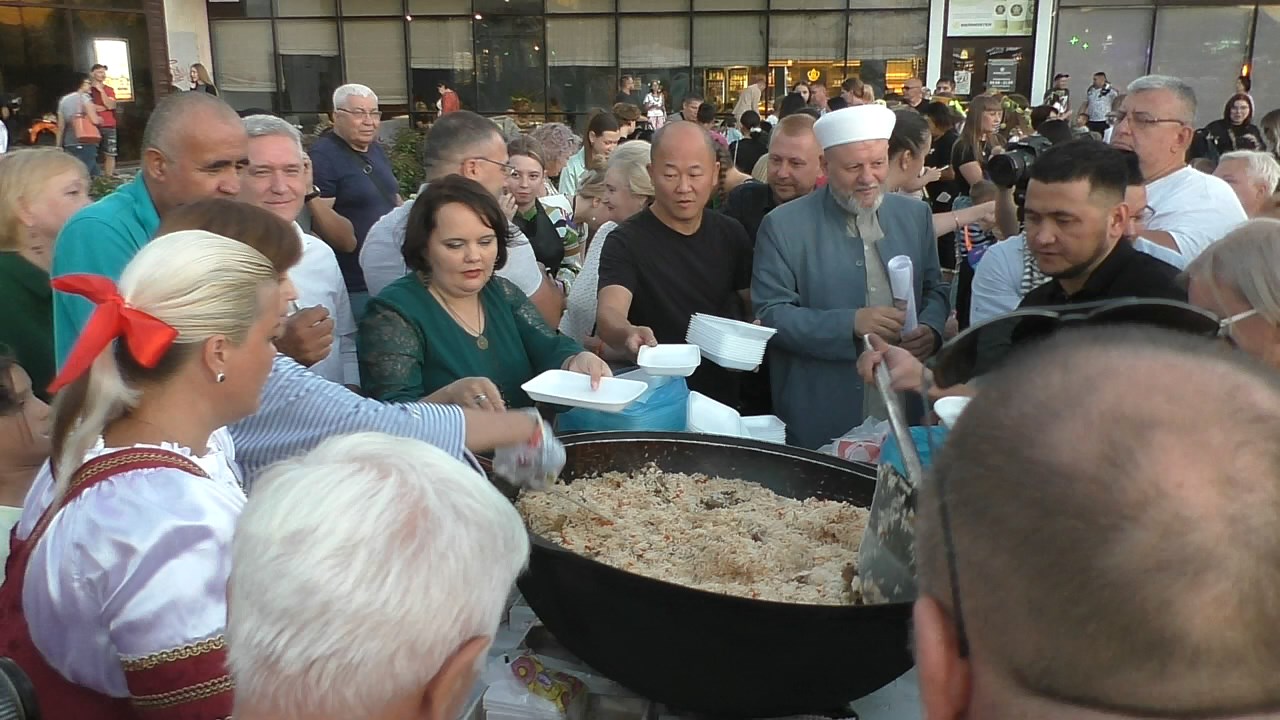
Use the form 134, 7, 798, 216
0, 148, 91, 401
359, 175, 609, 409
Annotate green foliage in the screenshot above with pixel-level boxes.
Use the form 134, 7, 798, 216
89, 173, 127, 200
387, 127, 426, 198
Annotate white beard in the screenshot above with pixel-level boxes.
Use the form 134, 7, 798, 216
833, 187, 885, 243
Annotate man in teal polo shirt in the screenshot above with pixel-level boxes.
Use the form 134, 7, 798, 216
52, 92, 249, 364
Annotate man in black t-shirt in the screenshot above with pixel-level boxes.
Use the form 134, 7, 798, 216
597, 122, 754, 406
724, 114, 822, 243
1019, 139, 1183, 308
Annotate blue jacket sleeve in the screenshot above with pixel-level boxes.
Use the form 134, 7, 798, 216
751, 214, 860, 362
51, 216, 145, 368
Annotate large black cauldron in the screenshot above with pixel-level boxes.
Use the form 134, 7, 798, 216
515, 432, 914, 717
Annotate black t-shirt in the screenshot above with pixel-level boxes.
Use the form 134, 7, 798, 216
730, 134, 768, 175
950, 137, 986, 198
927, 129, 960, 210
598, 208, 754, 405
1019, 241, 1186, 308
721, 181, 779, 245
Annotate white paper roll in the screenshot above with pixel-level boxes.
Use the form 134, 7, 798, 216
886, 255, 919, 334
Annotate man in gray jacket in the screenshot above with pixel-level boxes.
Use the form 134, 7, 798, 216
752, 104, 949, 449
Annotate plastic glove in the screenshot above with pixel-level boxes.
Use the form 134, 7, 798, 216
492, 408, 566, 491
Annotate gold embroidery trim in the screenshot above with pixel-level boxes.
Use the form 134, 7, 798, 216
132, 675, 234, 709
68, 451, 205, 496
121, 636, 226, 672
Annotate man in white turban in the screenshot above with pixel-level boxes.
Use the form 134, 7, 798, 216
751, 105, 950, 449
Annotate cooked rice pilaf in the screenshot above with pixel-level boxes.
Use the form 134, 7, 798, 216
518, 463, 869, 605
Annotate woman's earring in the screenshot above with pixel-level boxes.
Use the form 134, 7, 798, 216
216, 372, 226, 384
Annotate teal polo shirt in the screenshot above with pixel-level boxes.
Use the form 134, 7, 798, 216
52, 175, 160, 367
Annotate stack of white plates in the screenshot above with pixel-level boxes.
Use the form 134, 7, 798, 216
685, 314, 777, 371
686, 391, 746, 437
742, 415, 787, 444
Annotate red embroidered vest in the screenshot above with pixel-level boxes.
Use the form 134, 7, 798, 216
0, 449, 235, 720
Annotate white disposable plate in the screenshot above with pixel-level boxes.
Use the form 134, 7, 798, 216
637, 344, 701, 377
933, 396, 972, 429
742, 415, 786, 435
685, 330, 767, 358
692, 314, 778, 342
687, 391, 745, 437
521, 370, 647, 413
700, 349, 762, 372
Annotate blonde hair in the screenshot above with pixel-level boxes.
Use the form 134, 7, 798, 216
0, 148, 88, 251
575, 168, 606, 200
606, 140, 653, 198
191, 63, 215, 87
50, 232, 278, 494
1184, 218, 1280, 326
752, 153, 769, 183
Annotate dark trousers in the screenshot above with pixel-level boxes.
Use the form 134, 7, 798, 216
1086, 120, 1109, 135
956, 259, 976, 331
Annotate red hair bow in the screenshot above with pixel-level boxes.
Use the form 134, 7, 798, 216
47, 275, 178, 394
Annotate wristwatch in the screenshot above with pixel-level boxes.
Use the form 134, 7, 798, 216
304, 185, 321, 203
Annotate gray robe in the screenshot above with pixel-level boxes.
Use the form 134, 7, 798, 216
751, 187, 950, 450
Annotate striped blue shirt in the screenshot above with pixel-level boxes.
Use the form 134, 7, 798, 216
230, 355, 471, 489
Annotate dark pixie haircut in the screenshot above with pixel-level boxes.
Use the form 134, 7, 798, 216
921, 101, 956, 130
1030, 104, 1055, 131
695, 101, 717, 124
156, 198, 302, 274
889, 107, 931, 159
740, 110, 761, 130
1028, 138, 1128, 202
402, 175, 510, 277
1038, 119, 1074, 146
826, 96, 849, 112
778, 92, 807, 119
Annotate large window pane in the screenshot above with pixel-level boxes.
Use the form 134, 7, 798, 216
340, 0, 403, 16
695, 0, 766, 9
1244, 7, 1280, 124
548, 17, 615, 116
69, 10, 154, 160
848, 10, 926, 98
693, 14, 765, 114
1, 7, 72, 133
619, 0, 688, 11
620, 16, 689, 68
277, 0, 335, 16
1151, 6, 1251, 127
411, 17, 475, 114
278, 20, 341, 117
476, 0, 542, 12
1052, 8, 1152, 109
212, 19, 277, 113
770, 13, 844, 62
475, 15, 545, 120
408, 0, 471, 13
771, 0, 844, 10
549, 0, 614, 11
207, 0, 272, 19
342, 20, 408, 105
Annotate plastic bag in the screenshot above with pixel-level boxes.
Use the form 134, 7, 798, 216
493, 409, 566, 491
557, 371, 689, 433
821, 417, 891, 463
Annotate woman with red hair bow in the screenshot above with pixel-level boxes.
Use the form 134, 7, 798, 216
0, 230, 284, 719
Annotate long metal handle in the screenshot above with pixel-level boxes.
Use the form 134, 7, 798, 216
864, 336, 925, 484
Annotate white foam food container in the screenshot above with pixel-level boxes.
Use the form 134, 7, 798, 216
687, 391, 746, 437
699, 349, 762, 372
933, 396, 972, 429
692, 314, 778, 342
741, 415, 786, 443
637, 344, 701, 377
522, 370, 647, 413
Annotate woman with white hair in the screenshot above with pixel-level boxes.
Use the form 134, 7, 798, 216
529, 121, 581, 192
559, 140, 653, 347
0, 232, 285, 719
1185, 218, 1280, 370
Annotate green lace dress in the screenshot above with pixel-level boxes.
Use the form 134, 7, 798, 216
358, 273, 584, 407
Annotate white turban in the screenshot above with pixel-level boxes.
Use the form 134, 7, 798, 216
814, 104, 897, 150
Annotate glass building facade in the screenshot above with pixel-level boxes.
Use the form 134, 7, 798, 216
206, 0, 929, 129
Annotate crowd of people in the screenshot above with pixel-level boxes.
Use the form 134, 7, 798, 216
0, 60, 1278, 720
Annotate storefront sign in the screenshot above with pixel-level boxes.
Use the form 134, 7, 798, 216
92, 38, 134, 102
954, 70, 973, 96
986, 59, 1018, 92
948, 0, 1034, 38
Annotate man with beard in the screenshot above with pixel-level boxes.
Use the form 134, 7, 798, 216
753, 105, 948, 449
1019, 139, 1184, 308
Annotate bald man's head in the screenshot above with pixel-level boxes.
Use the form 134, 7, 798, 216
647, 121, 719, 224
141, 92, 249, 216
917, 326, 1280, 718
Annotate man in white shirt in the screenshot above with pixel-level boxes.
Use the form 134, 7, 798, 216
240, 114, 358, 388
1110, 75, 1246, 269
1214, 150, 1280, 219
360, 110, 562, 325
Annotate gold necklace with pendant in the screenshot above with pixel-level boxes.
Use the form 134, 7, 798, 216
421, 273, 489, 350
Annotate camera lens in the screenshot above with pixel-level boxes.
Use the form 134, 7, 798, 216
0, 658, 39, 720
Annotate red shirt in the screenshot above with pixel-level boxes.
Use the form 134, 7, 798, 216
91, 84, 117, 128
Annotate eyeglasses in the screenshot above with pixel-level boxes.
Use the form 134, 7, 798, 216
336, 108, 383, 121
1105, 110, 1186, 128
1133, 204, 1157, 225
471, 156, 519, 178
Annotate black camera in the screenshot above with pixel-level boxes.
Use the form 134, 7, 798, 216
988, 134, 1052, 191
0, 658, 40, 719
